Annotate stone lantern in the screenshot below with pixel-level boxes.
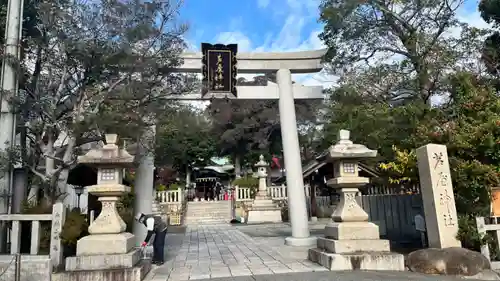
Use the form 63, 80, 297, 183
63, 134, 150, 279
328, 130, 375, 223
76, 133, 134, 254
255, 155, 269, 199
308, 130, 404, 271
245, 155, 282, 224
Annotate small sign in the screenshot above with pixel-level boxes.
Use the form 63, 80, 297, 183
201, 43, 238, 97
415, 214, 426, 232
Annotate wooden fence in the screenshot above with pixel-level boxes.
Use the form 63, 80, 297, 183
235, 185, 289, 202
156, 185, 292, 203
356, 192, 423, 246
476, 216, 500, 269
157, 187, 184, 204
155, 184, 425, 246
0, 202, 65, 281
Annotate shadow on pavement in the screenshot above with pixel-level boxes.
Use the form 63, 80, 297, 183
203, 270, 470, 281
238, 227, 325, 238
167, 225, 187, 234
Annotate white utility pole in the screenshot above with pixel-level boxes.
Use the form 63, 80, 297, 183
0, 0, 24, 251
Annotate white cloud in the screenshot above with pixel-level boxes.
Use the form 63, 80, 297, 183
214, 31, 253, 52
445, 4, 491, 39
457, 2, 490, 29
209, 25, 332, 87
209, 0, 334, 88
269, 15, 306, 50
257, 0, 270, 9
286, 0, 320, 18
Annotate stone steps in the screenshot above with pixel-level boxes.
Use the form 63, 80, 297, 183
151, 200, 163, 215
184, 201, 232, 225
184, 219, 230, 225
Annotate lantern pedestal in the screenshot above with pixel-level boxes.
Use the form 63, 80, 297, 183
76, 232, 136, 256
76, 184, 134, 255
245, 208, 282, 224
309, 181, 405, 270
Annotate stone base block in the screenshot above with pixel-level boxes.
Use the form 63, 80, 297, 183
250, 199, 276, 209
254, 196, 272, 201
285, 236, 317, 247
77, 232, 135, 256
317, 237, 390, 253
66, 249, 141, 271
324, 222, 380, 240
308, 248, 404, 271
246, 208, 282, 224
0, 255, 50, 281
53, 260, 151, 281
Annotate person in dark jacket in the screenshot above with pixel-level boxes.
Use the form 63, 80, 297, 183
135, 212, 168, 265
215, 181, 222, 200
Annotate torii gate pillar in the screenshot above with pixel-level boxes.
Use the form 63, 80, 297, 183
277, 69, 316, 246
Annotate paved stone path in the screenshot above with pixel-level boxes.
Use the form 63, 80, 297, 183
145, 223, 482, 281
191, 271, 477, 281
146, 224, 327, 281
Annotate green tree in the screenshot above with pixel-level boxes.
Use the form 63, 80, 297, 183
2, 0, 191, 202
415, 73, 500, 215
155, 106, 216, 174
321, 81, 434, 160
207, 74, 320, 172
380, 73, 500, 216
479, 0, 500, 77
319, 0, 485, 104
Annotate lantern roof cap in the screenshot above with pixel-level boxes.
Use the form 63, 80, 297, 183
255, 155, 268, 168
78, 134, 134, 167
328, 130, 377, 159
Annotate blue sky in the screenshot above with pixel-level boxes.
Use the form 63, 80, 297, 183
178, 0, 488, 87
179, 0, 323, 53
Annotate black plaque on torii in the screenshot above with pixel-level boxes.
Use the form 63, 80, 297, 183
201, 43, 238, 97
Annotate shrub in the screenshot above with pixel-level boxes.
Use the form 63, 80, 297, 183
457, 214, 499, 260
119, 207, 135, 233
60, 208, 89, 257
457, 214, 485, 251
232, 176, 258, 188
119, 193, 135, 210
169, 183, 180, 190
281, 202, 289, 222
233, 176, 259, 198
157, 184, 167, 191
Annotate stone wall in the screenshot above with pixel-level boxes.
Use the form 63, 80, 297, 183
0, 255, 51, 281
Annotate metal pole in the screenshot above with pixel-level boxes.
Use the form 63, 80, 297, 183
14, 253, 21, 281
0, 0, 24, 253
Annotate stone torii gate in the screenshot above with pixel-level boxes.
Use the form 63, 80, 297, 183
134, 47, 326, 247
185, 48, 325, 246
